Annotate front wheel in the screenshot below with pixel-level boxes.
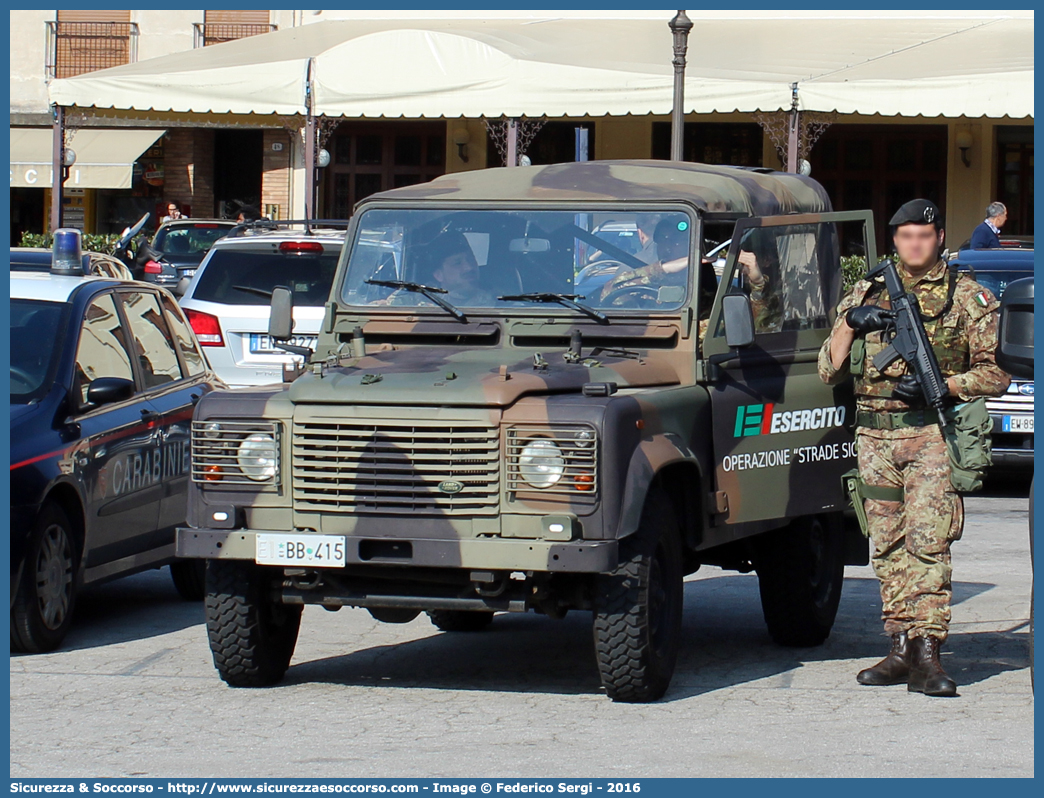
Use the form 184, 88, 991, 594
11, 503, 79, 653
751, 513, 845, 647
169, 559, 206, 601
592, 489, 684, 702
205, 559, 302, 687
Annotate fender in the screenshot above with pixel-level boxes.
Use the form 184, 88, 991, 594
615, 432, 704, 540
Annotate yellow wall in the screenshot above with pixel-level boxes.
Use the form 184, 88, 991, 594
444, 112, 1032, 247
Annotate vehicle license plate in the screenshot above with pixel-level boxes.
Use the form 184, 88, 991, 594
1003, 415, 1034, 433
255, 533, 347, 567
249, 333, 317, 354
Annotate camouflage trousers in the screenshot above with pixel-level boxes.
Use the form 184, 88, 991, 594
856, 425, 964, 641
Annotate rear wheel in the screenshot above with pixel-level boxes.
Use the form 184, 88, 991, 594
169, 559, 206, 601
205, 559, 301, 687
426, 610, 495, 632
752, 513, 845, 647
11, 503, 79, 653
592, 488, 684, 702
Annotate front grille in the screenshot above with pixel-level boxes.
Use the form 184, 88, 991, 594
986, 381, 1033, 415
507, 426, 599, 499
191, 420, 281, 486
293, 421, 500, 513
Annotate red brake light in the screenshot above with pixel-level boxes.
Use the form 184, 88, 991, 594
279, 241, 324, 253
186, 309, 224, 347
193, 224, 220, 229
144, 260, 163, 274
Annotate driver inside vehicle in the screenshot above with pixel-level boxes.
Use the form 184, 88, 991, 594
599, 218, 691, 302
376, 231, 495, 307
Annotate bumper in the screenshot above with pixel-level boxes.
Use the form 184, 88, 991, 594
176, 528, 618, 573
990, 448, 1034, 468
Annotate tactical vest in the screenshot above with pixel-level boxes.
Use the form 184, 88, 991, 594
851, 260, 968, 399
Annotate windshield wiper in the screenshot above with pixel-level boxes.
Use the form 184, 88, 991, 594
498, 292, 608, 325
232, 285, 273, 299
366, 279, 468, 322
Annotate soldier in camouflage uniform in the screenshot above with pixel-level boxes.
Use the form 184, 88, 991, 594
602, 222, 779, 344
819, 199, 1010, 697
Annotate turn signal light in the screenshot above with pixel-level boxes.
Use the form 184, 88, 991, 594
144, 260, 163, 274
203, 464, 223, 482
186, 309, 224, 347
575, 472, 595, 492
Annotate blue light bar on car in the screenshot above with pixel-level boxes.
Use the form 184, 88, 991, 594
51, 228, 83, 275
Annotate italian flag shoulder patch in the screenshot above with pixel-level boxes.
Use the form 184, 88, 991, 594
974, 291, 990, 308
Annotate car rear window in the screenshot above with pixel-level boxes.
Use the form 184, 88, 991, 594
192, 248, 340, 306
154, 224, 233, 258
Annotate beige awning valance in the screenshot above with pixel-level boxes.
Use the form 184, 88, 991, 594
9, 128, 165, 189
47, 13, 1033, 120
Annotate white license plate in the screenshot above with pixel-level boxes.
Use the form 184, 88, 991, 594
1003, 415, 1034, 433
249, 333, 317, 354
255, 533, 347, 567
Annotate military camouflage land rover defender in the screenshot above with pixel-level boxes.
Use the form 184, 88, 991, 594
177, 161, 875, 702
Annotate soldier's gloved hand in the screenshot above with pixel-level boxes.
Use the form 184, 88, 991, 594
846, 305, 894, 335
892, 374, 927, 406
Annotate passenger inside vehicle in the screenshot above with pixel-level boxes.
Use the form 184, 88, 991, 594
598, 218, 691, 303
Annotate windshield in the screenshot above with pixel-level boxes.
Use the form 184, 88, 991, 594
11, 299, 67, 403
340, 209, 694, 312
154, 223, 233, 262
193, 248, 340, 306
967, 270, 1032, 299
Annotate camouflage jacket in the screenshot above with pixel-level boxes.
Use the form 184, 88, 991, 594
818, 258, 1010, 412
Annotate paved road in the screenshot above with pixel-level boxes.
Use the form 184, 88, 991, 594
10, 488, 1034, 779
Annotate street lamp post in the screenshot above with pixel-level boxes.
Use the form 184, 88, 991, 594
669, 10, 693, 162
50, 105, 65, 232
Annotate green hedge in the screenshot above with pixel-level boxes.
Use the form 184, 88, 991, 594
840, 255, 869, 293
19, 231, 123, 252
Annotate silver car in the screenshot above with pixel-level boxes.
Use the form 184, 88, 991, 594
177, 221, 347, 387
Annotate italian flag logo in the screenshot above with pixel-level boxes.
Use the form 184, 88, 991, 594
974, 291, 990, 308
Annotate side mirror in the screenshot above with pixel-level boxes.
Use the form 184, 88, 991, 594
996, 276, 1034, 379
85, 377, 135, 408
269, 285, 294, 341
173, 277, 191, 297
722, 292, 755, 349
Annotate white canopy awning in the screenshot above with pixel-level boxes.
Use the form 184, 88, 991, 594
47, 13, 1033, 120
10, 128, 164, 189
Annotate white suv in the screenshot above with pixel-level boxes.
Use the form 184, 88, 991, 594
177, 221, 347, 387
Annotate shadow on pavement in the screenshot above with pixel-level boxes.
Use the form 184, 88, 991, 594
283, 574, 1024, 701
11, 567, 205, 655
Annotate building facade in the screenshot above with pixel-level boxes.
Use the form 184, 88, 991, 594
10, 10, 1034, 253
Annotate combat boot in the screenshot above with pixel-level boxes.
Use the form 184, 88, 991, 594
857, 632, 911, 685
907, 635, 958, 697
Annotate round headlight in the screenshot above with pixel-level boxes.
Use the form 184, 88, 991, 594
201, 422, 222, 439
518, 439, 565, 489
237, 433, 277, 481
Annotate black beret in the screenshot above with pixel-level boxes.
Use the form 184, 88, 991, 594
888, 199, 943, 229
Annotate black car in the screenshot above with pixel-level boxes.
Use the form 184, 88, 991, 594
10, 270, 222, 652
143, 220, 237, 286
951, 246, 1035, 468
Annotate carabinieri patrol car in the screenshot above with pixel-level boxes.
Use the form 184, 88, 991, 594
10, 230, 221, 652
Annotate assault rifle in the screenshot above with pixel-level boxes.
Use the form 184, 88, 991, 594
866, 258, 949, 427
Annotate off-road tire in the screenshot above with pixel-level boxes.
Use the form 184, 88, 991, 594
592, 489, 684, 703
169, 559, 206, 601
11, 503, 79, 653
426, 610, 495, 632
752, 512, 845, 647
205, 559, 301, 687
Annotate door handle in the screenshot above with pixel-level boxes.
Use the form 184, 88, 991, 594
141, 409, 161, 424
